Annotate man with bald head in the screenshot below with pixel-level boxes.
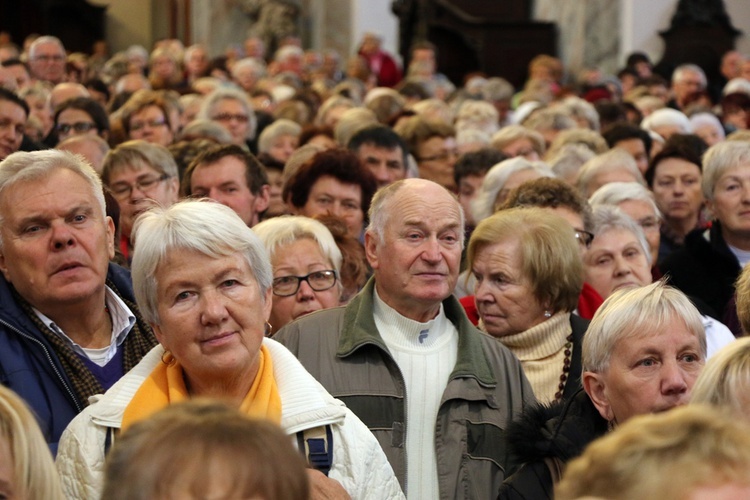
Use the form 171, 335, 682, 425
276, 178, 534, 499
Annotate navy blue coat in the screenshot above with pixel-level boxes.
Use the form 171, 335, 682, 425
0, 264, 136, 455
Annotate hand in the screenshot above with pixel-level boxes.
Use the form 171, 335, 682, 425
306, 469, 351, 500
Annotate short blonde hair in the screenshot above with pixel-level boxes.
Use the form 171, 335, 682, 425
101, 139, 179, 186
583, 279, 706, 373
467, 207, 583, 313
557, 405, 750, 500
737, 264, 750, 334
691, 338, 750, 417
0, 385, 63, 500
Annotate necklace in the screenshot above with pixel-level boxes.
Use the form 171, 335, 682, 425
554, 334, 573, 401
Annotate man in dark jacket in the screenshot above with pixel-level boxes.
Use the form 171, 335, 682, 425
0, 149, 157, 454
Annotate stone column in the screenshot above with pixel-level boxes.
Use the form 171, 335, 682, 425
534, 0, 620, 78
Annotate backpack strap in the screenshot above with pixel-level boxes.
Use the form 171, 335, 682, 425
104, 427, 119, 455
296, 425, 334, 476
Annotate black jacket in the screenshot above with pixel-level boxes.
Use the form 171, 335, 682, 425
660, 222, 741, 330
497, 389, 608, 500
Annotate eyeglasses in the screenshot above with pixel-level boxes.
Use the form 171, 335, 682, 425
574, 229, 594, 248
33, 54, 65, 63
272, 270, 337, 297
417, 149, 458, 162
109, 174, 171, 199
130, 119, 168, 131
57, 122, 97, 134
213, 113, 250, 123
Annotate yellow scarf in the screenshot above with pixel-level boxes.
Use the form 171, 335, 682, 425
121, 345, 281, 432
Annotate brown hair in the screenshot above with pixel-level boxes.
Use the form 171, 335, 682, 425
102, 399, 309, 500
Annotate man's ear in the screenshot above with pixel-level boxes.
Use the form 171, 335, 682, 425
254, 184, 270, 214
0, 248, 10, 282
105, 216, 116, 260
582, 371, 614, 422
364, 231, 379, 270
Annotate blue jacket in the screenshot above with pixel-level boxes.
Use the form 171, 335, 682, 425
0, 264, 136, 455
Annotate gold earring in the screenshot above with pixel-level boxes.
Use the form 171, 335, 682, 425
161, 350, 176, 366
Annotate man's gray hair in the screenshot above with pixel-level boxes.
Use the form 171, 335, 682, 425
367, 178, 465, 247
0, 150, 105, 248
231, 57, 267, 80
197, 87, 257, 140
583, 279, 706, 373
672, 63, 707, 88
29, 36, 65, 59
131, 200, 273, 325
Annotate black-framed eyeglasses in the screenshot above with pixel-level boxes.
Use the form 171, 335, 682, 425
574, 229, 594, 248
108, 174, 171, 200
57, 122, 97, 134
272, 270, 337, 297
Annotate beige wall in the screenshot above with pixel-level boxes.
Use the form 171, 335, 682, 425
89, 0, 154, 54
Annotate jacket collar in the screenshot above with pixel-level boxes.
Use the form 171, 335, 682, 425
87, 339, 346, 431
336, 278, 497, 387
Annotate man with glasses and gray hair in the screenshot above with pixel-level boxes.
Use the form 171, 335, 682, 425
28, 36, 67, 85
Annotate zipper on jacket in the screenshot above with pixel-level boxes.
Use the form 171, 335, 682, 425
0, 319, 82, 413
393, 360, 408, 493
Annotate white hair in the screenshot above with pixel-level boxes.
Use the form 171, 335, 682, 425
641, 108, 692, 136
471, 157, 555, 222
131, 200, 272, 325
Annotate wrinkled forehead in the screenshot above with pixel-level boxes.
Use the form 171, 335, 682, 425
389, 182, 461, 220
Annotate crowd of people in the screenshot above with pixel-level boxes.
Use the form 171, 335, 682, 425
1, 25, 750, 499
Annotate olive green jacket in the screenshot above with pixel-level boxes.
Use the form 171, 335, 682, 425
275, 279, 536, 500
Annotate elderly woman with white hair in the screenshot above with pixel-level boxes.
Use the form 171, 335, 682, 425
252, 216, 343, 333
641, 108, 692, 141
498, 280, 707, 499
661, 140, 750, 329
231, 57, 267, 93
56, 200, 404, 500
198, 87, 257, 151
588, 181, 663, 269
583, 205, 733, 354
690, 112, 726, 146
257, 118, 301, 164
454, 100, 500, 137
471, 156, 556, 223
575, 149, 646, 198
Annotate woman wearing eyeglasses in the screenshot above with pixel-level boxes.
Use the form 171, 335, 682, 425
119, 90, 177, 147
53, 97, 110, 144
102, 140, 180, 263
198, 87, 257, 152
253, 215, 343, 333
